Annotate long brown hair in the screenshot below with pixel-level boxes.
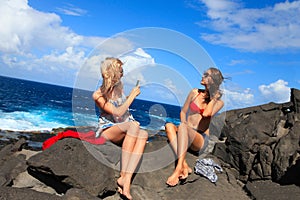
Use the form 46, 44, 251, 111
207, 67, 224, 100
100, 57, 123, 100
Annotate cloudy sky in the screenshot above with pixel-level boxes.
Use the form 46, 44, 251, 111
1, 0, 300, 110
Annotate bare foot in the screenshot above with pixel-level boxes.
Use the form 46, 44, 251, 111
166, 169, 184, 186
117, 177, 132, 200
117, 177, 124, 194
181, 168, 190, 180
184, 160, 192, 173
181, 161, 192, 179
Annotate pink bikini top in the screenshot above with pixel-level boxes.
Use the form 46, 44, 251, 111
189, 91, 205, 114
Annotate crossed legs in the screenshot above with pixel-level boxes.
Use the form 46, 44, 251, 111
165, 122, 204, 186
102, 121, 148, 199
165, 123, 192, 180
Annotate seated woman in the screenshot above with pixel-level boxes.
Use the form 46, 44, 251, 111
93, 57, 148, 199
165, 67, 224, 186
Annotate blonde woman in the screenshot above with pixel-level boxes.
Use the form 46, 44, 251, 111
93, 57, 148, 199
165, 67, 224, 186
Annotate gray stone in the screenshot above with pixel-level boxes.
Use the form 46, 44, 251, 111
245, 180, 300, 200
213, 89, 300, 187
0, 138, 28, 186
27, 138, 115, 197
0, 186, 63, 200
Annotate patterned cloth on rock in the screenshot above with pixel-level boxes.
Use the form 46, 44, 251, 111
194, 158, 223, 183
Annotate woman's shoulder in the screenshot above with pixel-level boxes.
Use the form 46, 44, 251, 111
186, 88, 199, 100
192, 88, 205, 92
92, 89, 103, 101
190, 88, 200, 95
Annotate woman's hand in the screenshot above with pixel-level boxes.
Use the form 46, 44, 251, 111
211, 91, 221, 101
130, 86, 141, 98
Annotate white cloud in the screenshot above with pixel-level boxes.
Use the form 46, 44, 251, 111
0, 0, 107, 54
0, 0, 135, 86
0, 0, 107, 56
155, 78, 185, 104
223, 79, 291, 110
0, 0, 80, 53
164, 78, 179, 94
38, 47, 86, 70
121, 48, 155, 85
259, 79, 290, 103
223, 88, 254, 110
121, 48, 155, 69
198, 0, 300, 52
228, 59, 246, 66
56, 3, 87, 16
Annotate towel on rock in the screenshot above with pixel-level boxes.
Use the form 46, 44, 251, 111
42, 130, 106, 150
194, 158, 223, 183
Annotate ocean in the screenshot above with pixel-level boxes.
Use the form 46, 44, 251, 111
0, 75, 181, 135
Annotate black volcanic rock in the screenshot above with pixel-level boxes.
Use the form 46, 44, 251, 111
0, 186, 63, 200
213, 88, 300, 187
0, 88, 299, 199
0, 138, 28, 186
27, 138, 116, 197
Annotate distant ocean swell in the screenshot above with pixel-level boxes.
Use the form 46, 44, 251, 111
0, 76, 181, 133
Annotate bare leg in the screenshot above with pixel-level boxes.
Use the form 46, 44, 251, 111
102, 122, 148, 200
165, 123, 192, 181
118, 129, 148, 199
124, 129, 148, 173
165, 123, 178, 153
117, 134, 136, 199
117, 123, 148, 199
166, 123, 205, 186
166, 123, 189, 186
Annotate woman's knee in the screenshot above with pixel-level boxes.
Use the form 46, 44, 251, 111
125, 121, 141, 137
178, 123, 187, 131
165, 123, 172, 131
139, 129, 148, 139
177, 123, 189, 138
128, 121, 140, 129
165, 123, 176, 133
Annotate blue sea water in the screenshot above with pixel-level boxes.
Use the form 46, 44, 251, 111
0, 75, 181, 133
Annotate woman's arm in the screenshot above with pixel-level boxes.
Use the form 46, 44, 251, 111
180, 89, 196, 123
202, 92, 224, 117
93, 86, 140, 117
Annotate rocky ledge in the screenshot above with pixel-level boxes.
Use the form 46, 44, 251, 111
0, 88, 299, 200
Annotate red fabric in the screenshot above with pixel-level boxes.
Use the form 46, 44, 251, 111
42, 130, 106, 150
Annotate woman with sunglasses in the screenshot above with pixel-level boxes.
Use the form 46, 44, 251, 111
93, 57, 148, 199
165, 67, 224, 186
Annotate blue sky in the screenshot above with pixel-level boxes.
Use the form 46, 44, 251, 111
1, 0, 300, 110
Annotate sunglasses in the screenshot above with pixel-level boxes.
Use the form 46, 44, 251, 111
203, 72, 211, 78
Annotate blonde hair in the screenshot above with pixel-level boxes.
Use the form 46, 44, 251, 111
100, 57, 123, 100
